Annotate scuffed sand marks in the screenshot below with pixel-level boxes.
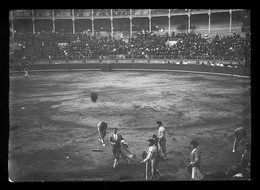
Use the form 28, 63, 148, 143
9, 71, 251, 181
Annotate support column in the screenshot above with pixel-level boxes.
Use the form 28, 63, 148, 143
10, 11, 14, 39
72, 9, 75, 34
111, 9, 113, 37
111, 17, 113, 37
208, 9, 211, 34
92, 18, 94, 35
168, 9, 171, 35
32, 10, 35, 34
32, 19, 35, 34
130, 9, 132, 37
229, 9, 232, 33
91, 9, 94, 35
11, 19, 14, 39
149, 9, 151, 32
52, 10, 55, 33
188, 10, 191, 33
72, 19, 75, 34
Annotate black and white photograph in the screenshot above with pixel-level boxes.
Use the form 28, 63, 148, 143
8, 9, 251, 181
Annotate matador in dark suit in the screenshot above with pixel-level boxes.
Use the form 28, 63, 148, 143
109, 127, 124, 169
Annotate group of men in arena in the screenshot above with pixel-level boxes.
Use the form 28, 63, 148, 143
97, 119, 250, 180
97, 120, 166, 179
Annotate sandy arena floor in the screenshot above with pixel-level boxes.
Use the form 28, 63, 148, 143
8, 71, 251, 181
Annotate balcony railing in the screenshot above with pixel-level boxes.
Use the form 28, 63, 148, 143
11, 9, 244, 20
54, 9, 72, 17
190, 9, 209, 12
93, 9, 111, 17
132, 9, 149, 16
151, 9, 169, 15
13, 10, 32, 17
170, 9, 189, 14
112, 9, 130, 16
34, 10, 52, 17
74, 9, 92, 17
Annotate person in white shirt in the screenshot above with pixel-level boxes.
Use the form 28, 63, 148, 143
140, 139, 162, 180
157, 121, 167, 160
24, 68, 29, 77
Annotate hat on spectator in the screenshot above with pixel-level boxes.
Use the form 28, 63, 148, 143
190, 140, 199, 147
156, 121, 162, 125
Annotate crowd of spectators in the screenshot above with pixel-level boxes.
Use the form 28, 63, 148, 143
132, 22, 149, 32
132, 9, 149, 15
94, 22, 111, 32
93, 9, 111, 16
151, 9, 169, 15
74, 9, 92, 17
34, 10, 52, 17
54, 9, 72, 17
11, 30, 250, 63
113, 9, 130, 16
113, 22, 130, 32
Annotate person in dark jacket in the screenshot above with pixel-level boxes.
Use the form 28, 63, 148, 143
108, 127, 124, 169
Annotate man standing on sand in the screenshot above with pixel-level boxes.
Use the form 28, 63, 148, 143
152, 134, 161, 158
97, 121, 108, 147
232, 127, 247, 153
152, 134, 163, 176
156, 121, 167, 160
24, 68, 29, 77
108, 127, 124, 169
140, 139, 162, 180
226, 143, 251, 179
186, 140, 203, 180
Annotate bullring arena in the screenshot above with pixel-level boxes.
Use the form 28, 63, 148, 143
9, 9, 251, 181
9, 62, 251, 181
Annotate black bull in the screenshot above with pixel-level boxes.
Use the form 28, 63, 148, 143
91, 92, 98, 102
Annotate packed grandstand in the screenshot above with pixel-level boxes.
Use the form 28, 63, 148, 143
11, 31, 250, 63
9, 9, 251, 67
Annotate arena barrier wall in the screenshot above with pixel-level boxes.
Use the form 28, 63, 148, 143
11, 63, 100, 72
10, 59, 250, 78
109, 64, 250, 77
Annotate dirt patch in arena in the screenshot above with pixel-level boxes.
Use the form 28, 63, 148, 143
9, 71, 251, 181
